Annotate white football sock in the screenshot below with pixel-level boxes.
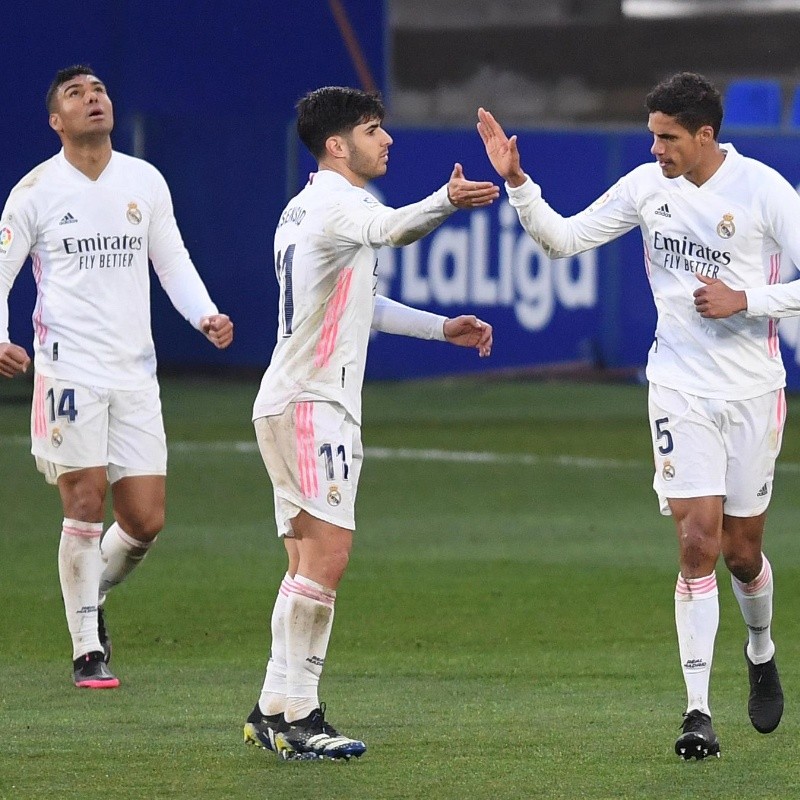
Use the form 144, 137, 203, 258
284, 574, 336, 723
99, 522, 154, 601
59, 518, 104, 660
675, 572, 719, 716
731, 554, 775, 665
258, 573, 292, 717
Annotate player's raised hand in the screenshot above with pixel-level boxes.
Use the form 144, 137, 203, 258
443, 315, 493, 357
446, 162, 500, 209
0, 342, 31, 378
477, 107, 526, 188
693, 273, 747, 319
200, 313, 234, 349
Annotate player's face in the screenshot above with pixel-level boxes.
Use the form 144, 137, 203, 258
648, 112, 712, 182
49, 75, 114, 142
342, 118, 393, 185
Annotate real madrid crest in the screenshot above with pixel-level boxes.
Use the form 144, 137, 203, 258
716, 213, 735, 239
662, 460, 675, 481
327, 486, 342, 507
126, 202, 142, 225
51, 427, 63, 448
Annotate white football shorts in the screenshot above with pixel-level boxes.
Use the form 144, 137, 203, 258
30, 374, 167, 485
648, 383, 786, 517
254, 400, 363, 537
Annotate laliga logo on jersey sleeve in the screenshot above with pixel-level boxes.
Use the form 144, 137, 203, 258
0, 225, 13, 253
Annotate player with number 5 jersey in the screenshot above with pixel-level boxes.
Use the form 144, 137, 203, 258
478, 72, 799, 759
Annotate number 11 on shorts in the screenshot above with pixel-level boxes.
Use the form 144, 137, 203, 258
319, 442, 349, 480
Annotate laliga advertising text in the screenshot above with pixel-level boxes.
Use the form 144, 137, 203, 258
376, 200, 597, 331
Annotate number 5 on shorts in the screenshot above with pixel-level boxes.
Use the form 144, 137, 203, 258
654, 416, 673, 455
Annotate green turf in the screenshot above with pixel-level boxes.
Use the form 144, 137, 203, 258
2, 375, 800, 799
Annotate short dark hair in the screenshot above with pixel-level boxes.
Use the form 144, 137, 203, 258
296, 86, 385, 159
46, 64, 100, 112
645, 72, 723, 138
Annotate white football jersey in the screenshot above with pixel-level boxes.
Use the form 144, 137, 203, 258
507, 144, 800, 399
253, 170, 454, 424
0, 150, 218, 389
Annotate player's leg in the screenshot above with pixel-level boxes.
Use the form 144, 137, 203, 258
671, 495, 724, 700
248, 403, 365, 760
721, 389, 785, 734
31, 377, 118, 688
57, 467, 108, 661
98, 384, 167, 655
104, 474, 165, 590
245, 537, 298, 752
722, 514, 783, 733
285, 510, 349, 718
275, 511, 366, 759
649, 385, 723, 759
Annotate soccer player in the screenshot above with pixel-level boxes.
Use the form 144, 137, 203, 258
0, 65, 234, 689
478, 72, 795, 759
242, 86, 496, 760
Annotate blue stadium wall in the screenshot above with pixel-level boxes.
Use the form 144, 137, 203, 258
4, 3, 800, 388
1, 0, 387, 372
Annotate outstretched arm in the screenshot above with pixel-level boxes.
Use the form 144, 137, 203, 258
372, 296, 491, 357
443, 315, 492, 358
446, 162, 500, 208
340, 165, 498, 250
477, 108, 527, 187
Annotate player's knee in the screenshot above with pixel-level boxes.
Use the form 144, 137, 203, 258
319, 547, 350, 588
677, 526, 719, 570
117, 509, 165, 542
59, 477, 106, 521
722, 549, 761, 583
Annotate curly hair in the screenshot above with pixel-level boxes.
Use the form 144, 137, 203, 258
645, 72, 723, 138
296, 86, 385, 159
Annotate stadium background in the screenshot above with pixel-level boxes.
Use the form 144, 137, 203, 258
5, 4, 800, 798
5, 1, 800, 385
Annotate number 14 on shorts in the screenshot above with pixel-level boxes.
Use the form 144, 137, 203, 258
46, 387, 78, 423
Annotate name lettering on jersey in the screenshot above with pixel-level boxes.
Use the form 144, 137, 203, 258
277, 205, 306, 228
653, 231, 731, 278
63, 234, 143, 270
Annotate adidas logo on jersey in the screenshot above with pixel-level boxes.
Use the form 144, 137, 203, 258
59, 212, 78, 225
757, 483, 769, 497
654, 204, 671, 218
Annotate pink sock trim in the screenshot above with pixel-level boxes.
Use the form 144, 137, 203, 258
733, 555, 772, 595
62, 518, 103, 538
675, 572, 717, 600
282, 574, 336, 607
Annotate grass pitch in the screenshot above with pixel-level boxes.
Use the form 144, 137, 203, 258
2, 375, 800, 799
